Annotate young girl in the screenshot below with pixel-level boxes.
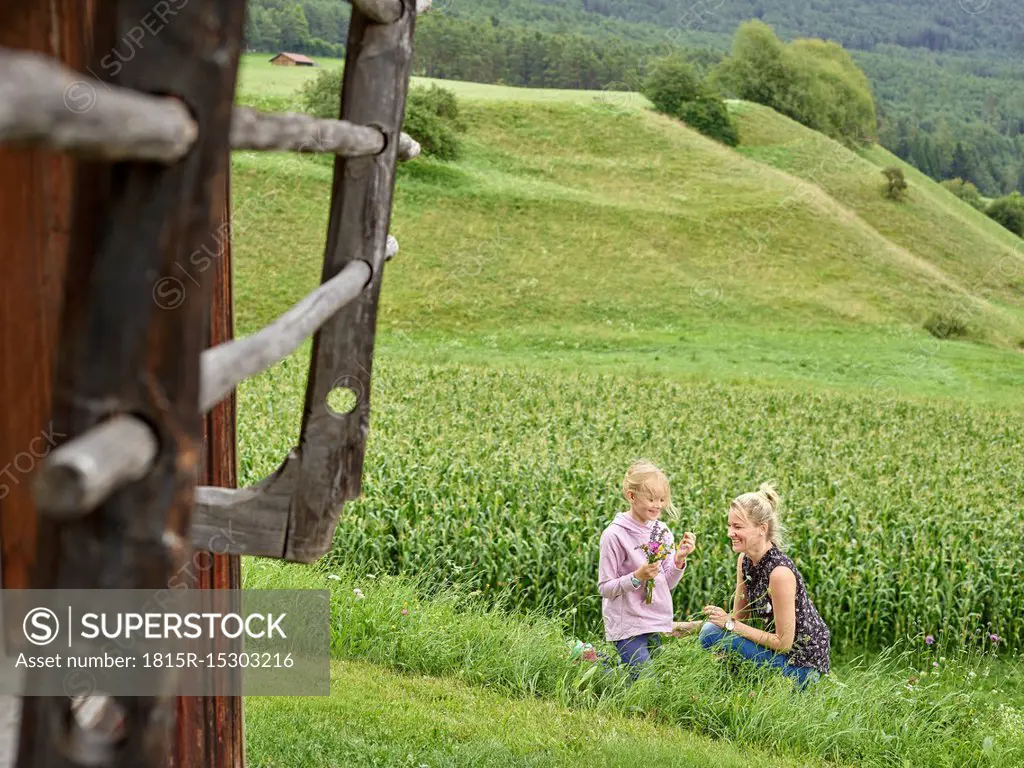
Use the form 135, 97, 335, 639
598, 460, 696, 670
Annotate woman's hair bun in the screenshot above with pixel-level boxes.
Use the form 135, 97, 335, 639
757, 482, 781, 512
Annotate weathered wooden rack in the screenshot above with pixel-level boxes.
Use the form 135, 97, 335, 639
0, 0, 424, 765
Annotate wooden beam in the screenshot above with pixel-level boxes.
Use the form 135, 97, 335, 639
0, 48, 198, 162
31, 415, 158, 517
172, 153, 244, 768
0, 53, 421, 163
200, 260, 370, 413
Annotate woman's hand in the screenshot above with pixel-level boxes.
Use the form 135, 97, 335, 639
703, 605, 729, 629
674, 532, 696, 568
634, 562, 660, 581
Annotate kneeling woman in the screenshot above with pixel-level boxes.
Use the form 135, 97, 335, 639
700, 484, 830, 687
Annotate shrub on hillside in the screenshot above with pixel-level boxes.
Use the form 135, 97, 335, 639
402, 101, 461, 161
924, 311, 969, 340
986, 192, 1024, 237
940, 178, 986, 211
301, 70, 463, 160
404, 84, 464, 161
299, 66, 344, 120
882, 167, 909, 201
643, 57, 737, 147
678, 92, 739, 147
642, 55, 700, 116
408, 84, 463, 129
713, 21, 877, 147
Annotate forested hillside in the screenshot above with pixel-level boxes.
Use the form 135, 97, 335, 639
473, 0, 1023, 53
244, 0, 1024, 195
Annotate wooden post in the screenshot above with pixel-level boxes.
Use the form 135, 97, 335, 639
0, 0, 95, 590
173, 161, 245, 768
10, 2, 247, 765
0, 4, 96, 767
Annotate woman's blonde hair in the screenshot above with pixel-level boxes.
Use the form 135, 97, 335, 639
730, 482, 786, 549
622, 460, 678, 517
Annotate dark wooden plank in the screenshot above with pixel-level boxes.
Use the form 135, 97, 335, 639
289, 0, 418, 562
0, 4, 95, 765
173, 161, 244, 768
0, 0, 96, 592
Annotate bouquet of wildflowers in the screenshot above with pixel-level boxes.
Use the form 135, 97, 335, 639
636, 524, 671, 604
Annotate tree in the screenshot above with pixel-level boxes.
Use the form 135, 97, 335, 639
986, 192, 1024, 237
940, 178, 985, 210
276, 4, 310, 51
712, 21, 795, 116
712, 21, 877, 147
950, 142, 976, 182
642, 55, 700, 116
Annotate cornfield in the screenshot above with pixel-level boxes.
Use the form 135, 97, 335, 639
239, 358, 1024, 653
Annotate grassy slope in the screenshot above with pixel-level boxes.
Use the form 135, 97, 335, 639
243, 563, 1024, 768
234, 62, 1024, 766
232, 58, 1024, 404
237, 54, 636, 105
246, 660, 825, 768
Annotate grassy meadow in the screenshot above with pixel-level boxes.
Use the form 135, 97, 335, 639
232, 56, 1024, 765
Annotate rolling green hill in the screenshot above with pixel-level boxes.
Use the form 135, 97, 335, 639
232, 61, 1024, 403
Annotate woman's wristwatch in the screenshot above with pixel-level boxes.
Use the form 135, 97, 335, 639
630, 575, 641, 589
725, 617, 735, 631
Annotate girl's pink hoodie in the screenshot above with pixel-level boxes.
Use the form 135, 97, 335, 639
598, 513, 686, 642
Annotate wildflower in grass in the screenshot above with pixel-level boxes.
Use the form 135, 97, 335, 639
353, 588, 365, 600
925, 635, 935, 645
401, 608, 409, 616
327, 574, 341, 581
989, 633, 1002, 646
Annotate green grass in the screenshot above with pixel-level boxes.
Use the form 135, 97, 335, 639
246, 659, 826, 768
243, 561, 1024, 768
231, 62, 1024, 765
236, 53, 639, 106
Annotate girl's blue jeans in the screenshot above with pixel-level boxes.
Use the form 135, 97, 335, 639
699, 622, 821, 688
614, 632, 662, 672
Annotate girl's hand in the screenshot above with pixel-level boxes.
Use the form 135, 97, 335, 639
634, 562, 660, 581
703, 605, 729, 628
674, 532, 696, 568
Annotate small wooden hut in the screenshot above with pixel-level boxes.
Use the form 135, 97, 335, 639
269, 52, 316, 67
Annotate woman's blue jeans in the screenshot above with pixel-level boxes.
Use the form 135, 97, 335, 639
699, 622, 821, 688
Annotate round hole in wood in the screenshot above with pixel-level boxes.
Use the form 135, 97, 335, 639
326, 385, 359, 416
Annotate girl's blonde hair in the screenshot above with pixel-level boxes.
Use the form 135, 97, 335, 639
622, 460, 678, 517
730, 482, 787, 549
